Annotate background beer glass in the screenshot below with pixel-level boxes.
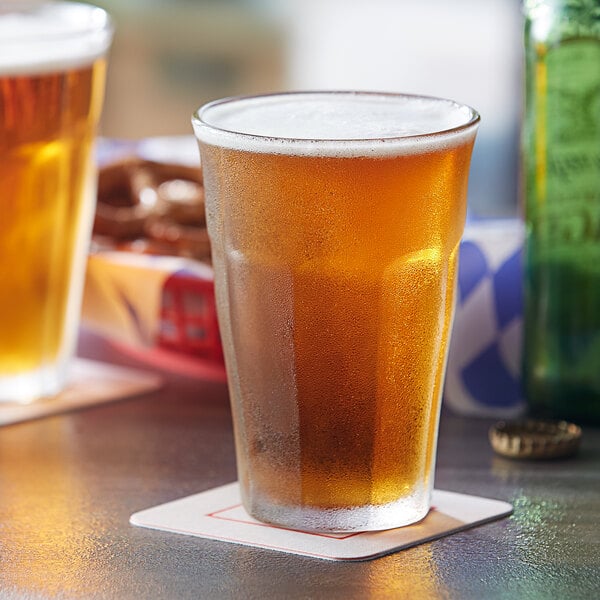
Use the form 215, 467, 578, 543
0, 2, 112, 403
193, 92, 479, 532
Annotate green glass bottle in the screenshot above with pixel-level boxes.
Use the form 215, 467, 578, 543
522, 0, 600, 424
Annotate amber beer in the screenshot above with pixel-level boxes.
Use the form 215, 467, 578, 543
0, 2, 112, 401
193, 92, 479, 531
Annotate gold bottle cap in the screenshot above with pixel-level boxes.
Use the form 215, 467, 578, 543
489, 420, 582, 459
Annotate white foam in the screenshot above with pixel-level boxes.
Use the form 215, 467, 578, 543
0, 2, 112, 75
193, 93, 479, 157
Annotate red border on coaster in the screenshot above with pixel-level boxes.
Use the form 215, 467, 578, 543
206, 503, 424, 540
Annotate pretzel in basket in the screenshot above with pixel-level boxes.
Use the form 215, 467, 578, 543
94, 158, 211, 261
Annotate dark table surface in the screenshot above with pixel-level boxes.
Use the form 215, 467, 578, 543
0, 331, 598, 600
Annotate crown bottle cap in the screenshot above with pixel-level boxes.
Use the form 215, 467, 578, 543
489, 420, 582, 459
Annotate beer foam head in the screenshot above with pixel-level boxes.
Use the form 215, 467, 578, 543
0, 2, 112, 75
193, 92, 479, 157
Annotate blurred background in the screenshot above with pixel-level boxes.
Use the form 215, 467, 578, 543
94, 0, 523, 218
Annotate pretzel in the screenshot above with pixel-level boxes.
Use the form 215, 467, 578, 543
94, 158, 210, 261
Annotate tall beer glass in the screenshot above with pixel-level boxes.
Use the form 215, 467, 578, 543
0, 2, 112, 402
193, 92, 479, 532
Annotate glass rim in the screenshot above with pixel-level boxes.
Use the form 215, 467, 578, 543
192, 90, 480, 146
0, 1, 113, 76
0, 1, 113, 45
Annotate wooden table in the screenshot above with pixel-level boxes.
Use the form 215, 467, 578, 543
0, 331, 598, 599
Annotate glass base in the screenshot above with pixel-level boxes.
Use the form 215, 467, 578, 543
0, 363, 67, 404
244, 487, 431, 533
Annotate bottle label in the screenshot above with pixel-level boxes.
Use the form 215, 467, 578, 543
535, 39, 600, 261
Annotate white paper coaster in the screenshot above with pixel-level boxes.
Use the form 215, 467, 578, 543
0, 358, 163, 426
130, 482, 513, 561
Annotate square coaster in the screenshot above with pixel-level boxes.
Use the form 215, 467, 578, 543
0, 358, 163, 426
130, 482, 513, 561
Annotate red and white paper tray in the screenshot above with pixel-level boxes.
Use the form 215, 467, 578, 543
82, 252, 225, 379
130, 482, 512, 561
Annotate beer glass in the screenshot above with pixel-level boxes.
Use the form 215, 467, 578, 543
0, 2, 112, 402
193, 92, 479, 532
